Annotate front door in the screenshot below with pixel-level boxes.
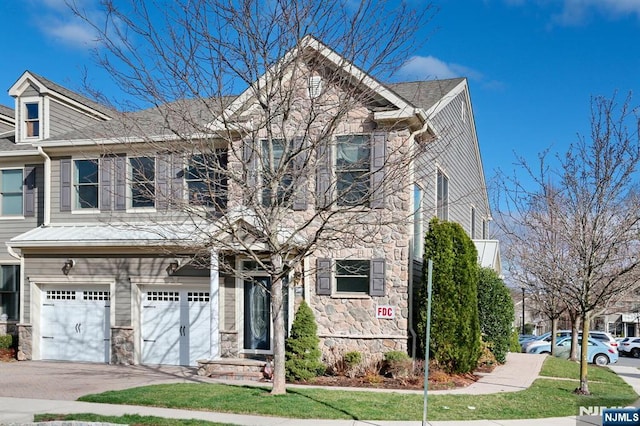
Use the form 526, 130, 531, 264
243, 277, 271, 351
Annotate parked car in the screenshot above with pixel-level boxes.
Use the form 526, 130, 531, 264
521, 330, 572, 352
554, 337, 618, 365
619, 338, 640, 357
581, 331, 618, 350
526, 337, 568, 354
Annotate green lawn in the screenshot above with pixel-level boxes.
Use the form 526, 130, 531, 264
69, 357, 637, 422
34, 413, 233, 425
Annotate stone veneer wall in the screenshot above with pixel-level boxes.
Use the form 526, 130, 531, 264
17, 324, 32, 360
220, 331, 238, 357
111, 326, 134, 365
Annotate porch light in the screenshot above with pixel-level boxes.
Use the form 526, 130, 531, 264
62, 259, 75, 275
166, 259, 181, 275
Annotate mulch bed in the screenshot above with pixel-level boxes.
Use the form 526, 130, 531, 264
0, 348, 16, 362
293, 364, 495, 391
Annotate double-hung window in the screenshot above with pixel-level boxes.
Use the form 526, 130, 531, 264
186, 151, 227, 208
436, 168, 449, 220
130, 157, 155, 208
336, 135, 370, 206
0, 265, 19, 321
261, 138, 293, 207
74, 159, 99, 209
24, 102, 40, 138
0, 169, 23, 216
336, 260, 370, 294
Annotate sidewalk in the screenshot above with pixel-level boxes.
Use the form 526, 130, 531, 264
0, 353, 614, 426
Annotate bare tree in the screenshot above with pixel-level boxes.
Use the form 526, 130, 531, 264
495, 94, 640, 395
69, 0, 437, 394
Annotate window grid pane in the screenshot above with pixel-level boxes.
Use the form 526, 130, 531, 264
186, 152, 227, 208
1, 170, 23, 216
25, 103, 39, 137
130, 157, 155, 208
336, 260, 369, 293
336, 135, 370, 206
437, 169, 449, 220
0, 265, 19, 320
262, 139, 294, 206
74, 160, 99, 209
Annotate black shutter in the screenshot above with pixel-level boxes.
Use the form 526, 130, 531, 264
156, 154, 169, 209
170, 153, 184, 202
369, 258, 385, 296
23, 165, 36, 217
370, 131, 386, 209
60, 158, 71, 211
292, 136, 307, 211
316, 141, 331, 208
100, 156, 112, 211
316, 257, 332, 296
114, 156, 126, 211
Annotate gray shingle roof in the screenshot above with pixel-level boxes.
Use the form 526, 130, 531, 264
0, 104, 13, 119
0, 136, 37, 152
46, 95, 236, 141
26, 71, 116, 118
388, 78, 465, 111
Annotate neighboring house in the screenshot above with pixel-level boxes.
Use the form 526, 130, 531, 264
0, 37, 494, 368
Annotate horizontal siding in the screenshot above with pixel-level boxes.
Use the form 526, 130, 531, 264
0, 161, 44, 262
48, 99, 105, 138
0, 122, 13, 134
23, 254, 210, 324
416, 90, 490, 238
222, 275, 236, 331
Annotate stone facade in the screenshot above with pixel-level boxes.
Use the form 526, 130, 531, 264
17, 323, 32, 361
111, 326, 134, 365
220, 331, 239, 357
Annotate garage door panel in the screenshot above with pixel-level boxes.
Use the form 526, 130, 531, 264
41, 288, 110, 363
141, 289, 211, 366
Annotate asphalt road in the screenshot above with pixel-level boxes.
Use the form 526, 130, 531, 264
616, 353, 640, 367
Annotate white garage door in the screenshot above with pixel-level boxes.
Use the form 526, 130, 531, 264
40, 288, 110, 363
142, 288, 211, 366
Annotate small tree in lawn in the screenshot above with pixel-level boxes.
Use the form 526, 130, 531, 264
285, 300, 325, 382
417, 218, 481, 374
477, 267, 514, 363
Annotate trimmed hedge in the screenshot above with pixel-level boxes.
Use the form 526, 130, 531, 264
477, 267, 514, 363
285, 301, 325, 381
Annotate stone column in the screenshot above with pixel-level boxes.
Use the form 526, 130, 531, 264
17, 323, 32, 361
111, 326, 134, 365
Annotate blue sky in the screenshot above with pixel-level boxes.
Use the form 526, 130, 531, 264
1, 0, 639, 193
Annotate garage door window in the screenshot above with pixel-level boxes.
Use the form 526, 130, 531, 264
0, 265, 19, 320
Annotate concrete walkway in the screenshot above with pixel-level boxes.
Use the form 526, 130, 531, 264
0, 353, 625, 425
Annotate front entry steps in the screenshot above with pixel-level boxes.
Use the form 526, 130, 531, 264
197, 358, 269, 381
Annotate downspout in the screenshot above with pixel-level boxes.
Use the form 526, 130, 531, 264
37, 147, 50, 226
407, 110, 433, 360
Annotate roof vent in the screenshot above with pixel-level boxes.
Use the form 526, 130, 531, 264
308, 76, 323, 99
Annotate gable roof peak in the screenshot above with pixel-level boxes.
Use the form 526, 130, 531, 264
8, 70, 115, 119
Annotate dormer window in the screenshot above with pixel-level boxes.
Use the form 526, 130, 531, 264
25, 102, 39, 138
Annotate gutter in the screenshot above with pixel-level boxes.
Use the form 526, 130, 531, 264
37, 147, 50, 226
407, 111, 432, 360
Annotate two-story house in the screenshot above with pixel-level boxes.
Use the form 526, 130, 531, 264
0, 37, 494, 369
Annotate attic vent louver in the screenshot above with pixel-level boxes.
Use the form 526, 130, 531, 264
308, 76, 323, 99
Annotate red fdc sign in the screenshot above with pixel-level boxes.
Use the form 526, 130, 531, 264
376, 305, 395, 319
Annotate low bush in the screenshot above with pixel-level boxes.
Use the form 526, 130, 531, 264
383, 351, 412, 378
0, 335, 12, 350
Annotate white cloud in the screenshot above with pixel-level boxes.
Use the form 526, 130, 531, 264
43, 20, 98, 48
507, 0, 640, 26
28, 0, 101, 49
398, 55, 483, 81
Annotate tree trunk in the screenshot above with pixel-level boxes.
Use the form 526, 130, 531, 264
550, 318, 558, 356
570, 314, 579, 361
577, 311, 590, 395
270, 254, 287, 395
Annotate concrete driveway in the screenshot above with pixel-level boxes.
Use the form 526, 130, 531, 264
0, 360, 216, 400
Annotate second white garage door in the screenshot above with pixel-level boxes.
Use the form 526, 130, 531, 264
141, 288, 211, 366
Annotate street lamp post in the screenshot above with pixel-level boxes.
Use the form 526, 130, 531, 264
521, 287, 525, 335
